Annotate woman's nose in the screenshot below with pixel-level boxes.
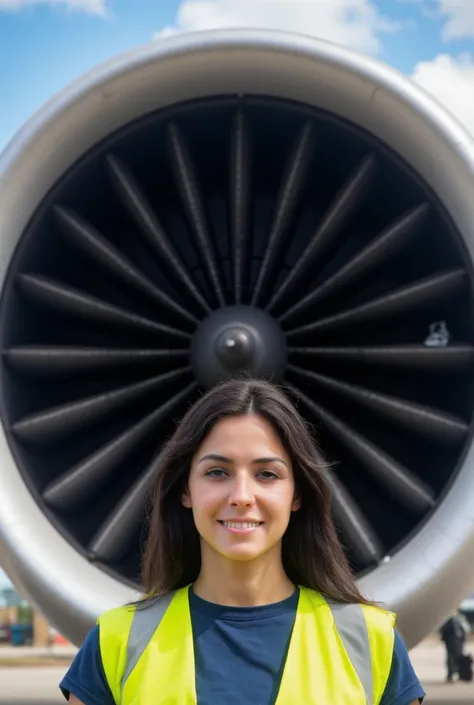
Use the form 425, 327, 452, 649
228, 473, 255, 506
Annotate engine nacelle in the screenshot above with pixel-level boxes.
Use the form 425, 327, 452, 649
1, 30, 474, 648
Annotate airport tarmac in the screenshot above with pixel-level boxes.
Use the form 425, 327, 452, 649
0, 638, 472, 703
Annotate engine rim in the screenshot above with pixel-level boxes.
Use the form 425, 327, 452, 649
0, 30, 474, 648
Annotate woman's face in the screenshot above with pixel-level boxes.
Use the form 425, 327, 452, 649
182, 413, 300, 564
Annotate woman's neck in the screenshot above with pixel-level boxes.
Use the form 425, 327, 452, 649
193, 547, 295, 607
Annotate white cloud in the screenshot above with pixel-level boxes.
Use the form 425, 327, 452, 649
411, 53, 474, 135
0, 0, 107, 14
154, 0, 400, 56
436, 0, 474, 40
400, 1, 474, 40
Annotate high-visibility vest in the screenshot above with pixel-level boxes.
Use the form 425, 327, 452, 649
98, 585, 395, 704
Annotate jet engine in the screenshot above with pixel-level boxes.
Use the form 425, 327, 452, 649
1, 30, 474, 648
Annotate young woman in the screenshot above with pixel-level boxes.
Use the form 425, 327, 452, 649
60, 378, 424, 704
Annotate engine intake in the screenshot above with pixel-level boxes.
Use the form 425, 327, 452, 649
1, 30, 474, 648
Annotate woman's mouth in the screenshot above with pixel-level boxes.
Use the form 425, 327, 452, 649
217, 520, 264, 533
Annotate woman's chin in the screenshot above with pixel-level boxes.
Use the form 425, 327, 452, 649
227, 549, 263, 562
200, 531, 284, 564
213, 542, 266, 562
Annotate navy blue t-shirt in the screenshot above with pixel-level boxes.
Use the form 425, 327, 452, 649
60, 590, 425, 705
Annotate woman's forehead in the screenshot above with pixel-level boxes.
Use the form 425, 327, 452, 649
195, 415, 289, 460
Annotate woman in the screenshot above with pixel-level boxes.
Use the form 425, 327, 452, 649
60, 378, 424, 704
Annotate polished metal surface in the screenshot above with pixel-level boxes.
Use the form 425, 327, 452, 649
192, 306, 287, 388
0, 30, 474, 648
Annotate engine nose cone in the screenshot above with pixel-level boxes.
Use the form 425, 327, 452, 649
191, 305, 287, 389
216, 327, 255, 368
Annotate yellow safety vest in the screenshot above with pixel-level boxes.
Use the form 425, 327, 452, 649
98, 585, 395, 704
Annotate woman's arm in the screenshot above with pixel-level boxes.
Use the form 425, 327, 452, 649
59, 625, 115, 705
379, 629, 425, 705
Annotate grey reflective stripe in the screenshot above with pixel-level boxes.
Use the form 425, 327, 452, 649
121, 591, 176, 695
328, 601, 373, 705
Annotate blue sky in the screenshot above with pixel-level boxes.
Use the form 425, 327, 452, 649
0, 0, 473, 589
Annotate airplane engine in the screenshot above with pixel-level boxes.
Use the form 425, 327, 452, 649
1, 30, 474, 647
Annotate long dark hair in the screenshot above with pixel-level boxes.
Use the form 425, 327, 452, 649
140, 377, 371, 605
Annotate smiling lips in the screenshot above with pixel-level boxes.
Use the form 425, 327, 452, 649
218, 520, 264, 533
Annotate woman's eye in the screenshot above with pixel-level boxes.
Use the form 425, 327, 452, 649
205, 468, 227, 478
258, 470, 279, 480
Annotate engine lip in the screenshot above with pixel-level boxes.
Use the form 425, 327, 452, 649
0, 29, 474, 647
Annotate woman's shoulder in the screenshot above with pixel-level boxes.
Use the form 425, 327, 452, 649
360, 602, 397, 657
99, 595, 173, 640
380, 630, 425, 704
60, 624, 116, 705
97, 602, 138, 644
303, 588, 396, 631
361, 602, 396, 632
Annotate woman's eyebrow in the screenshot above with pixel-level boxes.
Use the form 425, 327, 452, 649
198, 453, 287, 467
198, 453, 232, 464
252, 456, 288, 467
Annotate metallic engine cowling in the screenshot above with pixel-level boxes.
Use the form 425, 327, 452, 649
0, 30, 474, 648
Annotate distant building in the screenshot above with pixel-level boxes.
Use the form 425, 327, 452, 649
0, 585, 25, 608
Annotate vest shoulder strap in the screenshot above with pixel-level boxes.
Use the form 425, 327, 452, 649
303, 589, 395, 705
97, 603, 136, 705
121, 591, 177, 688
361, 603, 396, 704
326, 599, 374, 705
98, 593, 178, 704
